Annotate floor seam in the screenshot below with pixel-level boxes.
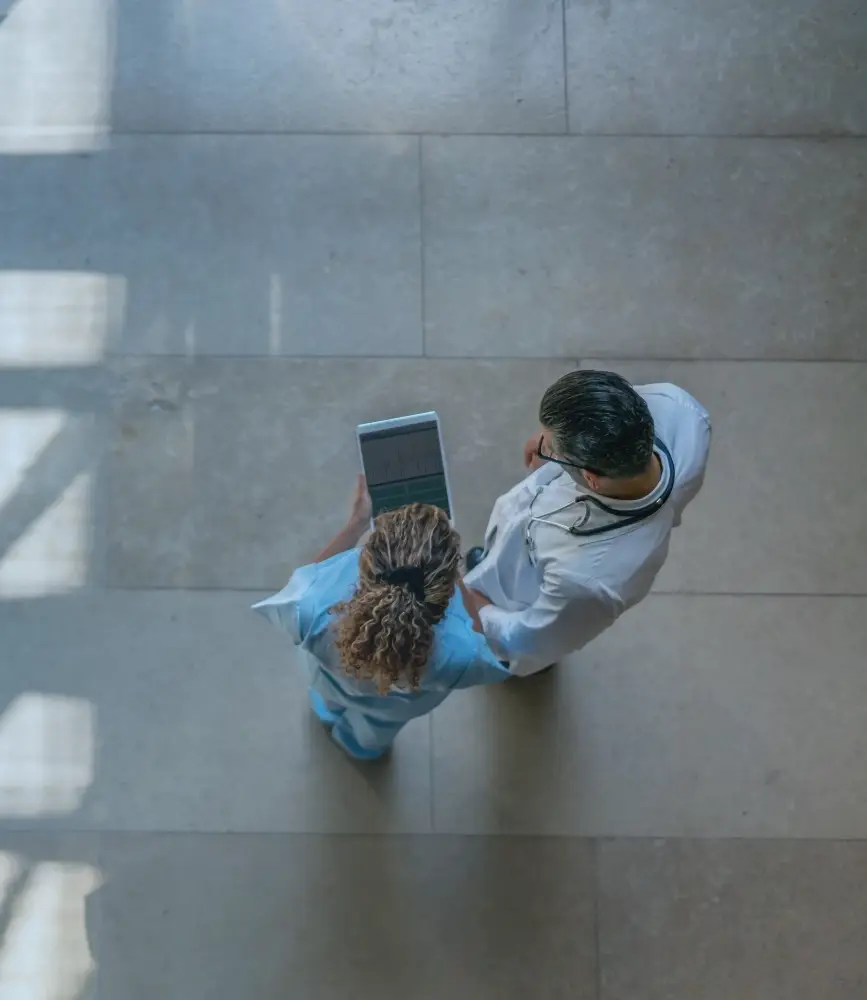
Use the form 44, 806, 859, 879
429, 712, 436, 832
105, 128, 867, 140
419, 136, 427, 358
561, 0, 570, 134
593, 838, 602, 1000
95, 354, 867, 364
5, 831, 867, 841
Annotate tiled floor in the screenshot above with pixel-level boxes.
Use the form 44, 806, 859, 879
1, 0, 866, 997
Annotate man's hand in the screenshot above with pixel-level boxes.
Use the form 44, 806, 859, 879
457, 580, 491, 634
347, 474, 373, 536
468, 588, 493, 611
523, 434, 545, 471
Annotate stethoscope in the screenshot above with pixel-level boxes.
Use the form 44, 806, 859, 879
525, 438, 675, 565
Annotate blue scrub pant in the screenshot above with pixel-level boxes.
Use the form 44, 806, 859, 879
308, 689, 404, 761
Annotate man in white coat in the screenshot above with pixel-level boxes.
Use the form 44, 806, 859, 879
464, 370, 711, 676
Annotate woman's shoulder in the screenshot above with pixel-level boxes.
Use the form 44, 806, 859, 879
253, 550, 360, 641
299, 550, 360, 619
311, 548, 360, 582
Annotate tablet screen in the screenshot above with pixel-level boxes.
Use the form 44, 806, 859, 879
359, 419, 451, 517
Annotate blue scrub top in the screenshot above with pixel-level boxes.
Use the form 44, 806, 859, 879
253, 550, 509, 725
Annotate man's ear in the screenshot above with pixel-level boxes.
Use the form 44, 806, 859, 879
582, 469, 602, 492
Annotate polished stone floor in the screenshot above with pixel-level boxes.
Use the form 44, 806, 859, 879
1, 1, 866, 997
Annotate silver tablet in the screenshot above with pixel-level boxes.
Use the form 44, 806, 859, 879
357, 411, 454, 521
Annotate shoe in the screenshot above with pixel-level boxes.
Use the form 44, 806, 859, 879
330, 725, 390, 761
465, 546, 486, 572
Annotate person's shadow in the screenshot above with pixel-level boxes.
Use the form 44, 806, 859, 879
488, 668, 567, 822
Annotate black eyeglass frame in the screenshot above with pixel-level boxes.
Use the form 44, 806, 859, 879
535, 436, 605, 478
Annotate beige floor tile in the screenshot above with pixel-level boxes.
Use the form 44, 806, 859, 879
105, 358, 571, 589
110, 0, 565, 134
567, 0, 867, 135
93, 834, 596, 1000
0, 592, 432, 833
432, 596, 867, 837
598, 839, 867, 1000
423, 138, 867, 360
0, 136, 421, 356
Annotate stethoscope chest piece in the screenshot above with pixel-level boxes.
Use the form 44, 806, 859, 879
566, 502, 592, 534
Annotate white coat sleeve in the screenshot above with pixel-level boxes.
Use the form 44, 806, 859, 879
478, 571, 622, 677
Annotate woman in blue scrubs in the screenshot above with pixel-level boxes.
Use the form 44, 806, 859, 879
254, 477, 509, 759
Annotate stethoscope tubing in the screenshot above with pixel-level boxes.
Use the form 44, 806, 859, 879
527, 438, 676, 542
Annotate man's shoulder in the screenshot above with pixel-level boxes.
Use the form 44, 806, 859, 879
637, 382, 710, 426
637, 382, 711, 485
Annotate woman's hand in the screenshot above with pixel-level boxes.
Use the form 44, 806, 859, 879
313, 476, 372, 563
468, 588, 493, 611
347, 474, 373, 535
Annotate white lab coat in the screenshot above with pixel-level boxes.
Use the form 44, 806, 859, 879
464, 383, 712, 676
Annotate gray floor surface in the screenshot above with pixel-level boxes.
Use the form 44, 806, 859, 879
1, 0, 866, 997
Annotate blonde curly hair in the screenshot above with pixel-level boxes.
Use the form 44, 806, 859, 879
331, 503, 462, 694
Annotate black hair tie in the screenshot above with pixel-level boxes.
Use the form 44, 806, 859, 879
379, 565, 426, 602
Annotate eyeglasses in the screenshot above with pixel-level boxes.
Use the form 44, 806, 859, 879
535, 437, 603, 477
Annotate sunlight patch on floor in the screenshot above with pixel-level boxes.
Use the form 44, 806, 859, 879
0, 693, 94, 818
0, 853, 101, 1000
0, 0, 115, 153
0, 410, 95, 598
0, 272, 124, 367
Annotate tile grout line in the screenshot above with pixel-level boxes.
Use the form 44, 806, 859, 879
418, 136, 427, 358
4, 830, 867, 841
593, 838, 602, 1000
429, 712, 436, 832
561, 0, 570, 134
107, 128, 867, 140
97, 353, 867, 365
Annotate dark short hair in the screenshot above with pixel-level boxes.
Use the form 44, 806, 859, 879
539, 370, 655, 479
